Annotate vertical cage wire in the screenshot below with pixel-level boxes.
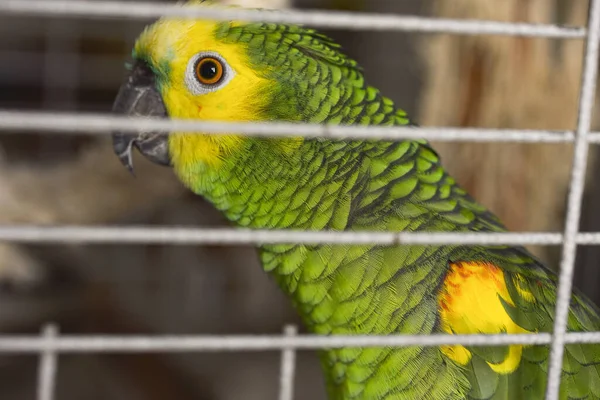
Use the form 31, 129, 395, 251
545, 0, 600, 398
278, 325, 298, 400
37, 324, 59, 400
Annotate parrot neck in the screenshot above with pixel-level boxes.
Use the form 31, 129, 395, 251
185, 137, 450, 328
195, 138, 374, 231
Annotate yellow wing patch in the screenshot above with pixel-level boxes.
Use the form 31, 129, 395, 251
438, 261, 534, 374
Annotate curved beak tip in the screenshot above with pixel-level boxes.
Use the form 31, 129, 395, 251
112, 133, 137, 176
120, 149, 137, 177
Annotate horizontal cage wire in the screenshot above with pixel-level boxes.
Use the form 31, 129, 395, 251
9, 110, 600, 143
0, 1, 599, 400
8, 329, 600, 353
0, 0, 588, 36
8, 226, 600, 246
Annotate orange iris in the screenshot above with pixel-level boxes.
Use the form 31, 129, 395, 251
195, 57, 224, 85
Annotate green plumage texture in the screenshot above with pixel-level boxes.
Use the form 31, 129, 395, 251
144, 18, 600, 399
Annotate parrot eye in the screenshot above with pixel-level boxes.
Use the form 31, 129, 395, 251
185, 51, 235, 95
195, 57, 223, 85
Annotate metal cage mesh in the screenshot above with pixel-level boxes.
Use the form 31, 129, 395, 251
0, 1, 599, 400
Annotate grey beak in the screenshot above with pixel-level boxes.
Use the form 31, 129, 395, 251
112, 61, 171, 173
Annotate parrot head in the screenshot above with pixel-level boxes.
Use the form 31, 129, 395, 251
111, 1, 375, 191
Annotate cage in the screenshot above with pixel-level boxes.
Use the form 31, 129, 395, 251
0, 1, 598, 399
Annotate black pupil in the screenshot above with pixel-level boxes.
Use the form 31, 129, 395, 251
199, 60, 219, 81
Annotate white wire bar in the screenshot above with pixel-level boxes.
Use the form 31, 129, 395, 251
545, 1, 600, 398
7, 225, 600, 246
278, 325, 297, 400
6, 330, 600, 354
0, 0, 587, 37
0, 110, 589, 143
0, 225, 592, 245
37, 325, 58, 400
8, 110, 600, 144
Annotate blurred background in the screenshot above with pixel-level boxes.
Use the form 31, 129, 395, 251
0, 0, 598, 399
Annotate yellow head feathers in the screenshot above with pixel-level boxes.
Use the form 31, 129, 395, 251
133, 5, 272, 172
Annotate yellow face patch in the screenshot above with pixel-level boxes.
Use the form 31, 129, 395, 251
133, 11, 272, 179
438, 261, 534, 374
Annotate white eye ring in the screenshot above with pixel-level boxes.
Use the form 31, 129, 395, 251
184, 51, 235, 95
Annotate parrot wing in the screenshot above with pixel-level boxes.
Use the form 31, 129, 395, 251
439, 247, 600, 400
348, 138, 600, 398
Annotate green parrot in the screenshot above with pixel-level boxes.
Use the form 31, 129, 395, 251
111, 1, 600, 398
